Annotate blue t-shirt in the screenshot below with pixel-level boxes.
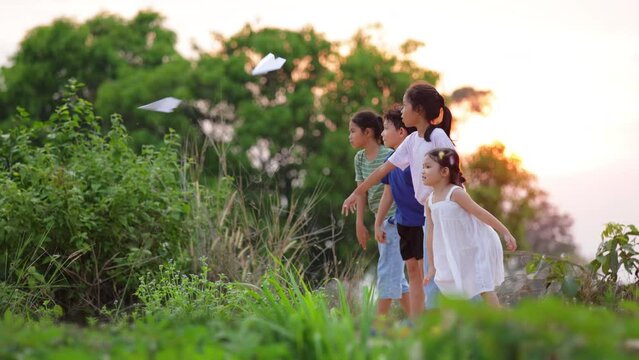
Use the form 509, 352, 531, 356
381, 155, 425, 227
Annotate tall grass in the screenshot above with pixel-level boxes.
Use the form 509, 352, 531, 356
0, 229, 74, 318
3, 263, 638, 359
181, 132, 355, 286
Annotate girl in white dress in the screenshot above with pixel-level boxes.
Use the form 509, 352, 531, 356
422, 148, 517, 307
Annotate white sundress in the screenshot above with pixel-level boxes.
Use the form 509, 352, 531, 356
428, 185, 505, 299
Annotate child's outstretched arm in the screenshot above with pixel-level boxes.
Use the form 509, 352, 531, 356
451, 189, 518, 251
342, 161, 396, 215
373, 185, 393, 244
424, 205, 436, 284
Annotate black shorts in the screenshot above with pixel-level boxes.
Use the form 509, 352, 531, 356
397, 224, 424, 260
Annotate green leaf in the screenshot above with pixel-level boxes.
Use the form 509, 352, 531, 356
609, 244, 619, 275
602, 255, 610, 274
614, 234, 629, 246
561, 276, 580, 298
28, 265, 45, 284
525, 255, 542, 274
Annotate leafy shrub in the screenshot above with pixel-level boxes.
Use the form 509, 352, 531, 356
1, 269, 638, 359
590, 223, 639, 283
0, 80, 191, 317
521, 222, 638, 307
523, 251, 585, 298
416, 297, 639, 360
134, 259, 249, 322
0, 80, 337, 319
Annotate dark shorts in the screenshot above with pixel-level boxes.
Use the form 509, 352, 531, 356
397, 224, 424, 260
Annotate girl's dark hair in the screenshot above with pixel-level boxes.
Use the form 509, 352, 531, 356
404, 81, 453, 141
426, 148, 466, 186
383, 104, 417, 134
351, 110, 384, 144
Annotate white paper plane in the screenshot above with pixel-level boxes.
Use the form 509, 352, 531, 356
251, 53, 286, 76
138, 97, 182, 113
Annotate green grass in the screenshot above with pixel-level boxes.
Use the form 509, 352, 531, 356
2, 268, 638, 360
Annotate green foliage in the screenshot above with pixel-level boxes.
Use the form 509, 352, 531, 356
0, 11, 179, 121
0, 80, 190, 317
180, 144, 337, 284
134, 259, 248, 322
416, 297, 639, 360
213, 25, 335, 202
1, 268, 638, 359
524, 252, 585, 298
1, 80, 345, 317
237, 265, 377, 356
465, 143, 576, 257
1, 11, 579, 299
519, 223, 638, 307
465, 143, 549, 250
590, 223, 639, 284
0, 231, 67, 318
94, 59, 196, 149
0, 13, 449, 261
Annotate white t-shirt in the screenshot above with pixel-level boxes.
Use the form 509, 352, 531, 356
388, 128, 455, 205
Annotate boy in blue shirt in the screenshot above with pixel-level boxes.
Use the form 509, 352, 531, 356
374, 105, 426, 319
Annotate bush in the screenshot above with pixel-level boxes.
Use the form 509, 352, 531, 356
0, 80, 191, 318
134, 259, 249, 322
590, 223, 639, 284
519, 222, 638, 307
1, 269, 638, 359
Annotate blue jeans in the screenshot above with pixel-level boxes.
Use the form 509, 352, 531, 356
377, 218, 410, 299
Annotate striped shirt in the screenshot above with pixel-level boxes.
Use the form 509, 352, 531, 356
354, 146, 396, 216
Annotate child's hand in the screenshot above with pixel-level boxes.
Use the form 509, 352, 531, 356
423, 267, 436, 285
342, 193, 357, 216
374, 223, 386, 244
503, 233, 517, 251
356, 223, 369, 250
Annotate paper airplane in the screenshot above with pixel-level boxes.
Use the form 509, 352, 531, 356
138, 97, 182, 113
251, 53, 286, 76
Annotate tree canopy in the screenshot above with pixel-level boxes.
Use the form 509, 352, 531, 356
0, 10, 575, 259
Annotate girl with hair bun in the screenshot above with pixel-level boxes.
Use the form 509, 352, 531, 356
422, 148, 517, 307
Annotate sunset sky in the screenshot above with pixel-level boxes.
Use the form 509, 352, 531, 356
1, 0, 637, 258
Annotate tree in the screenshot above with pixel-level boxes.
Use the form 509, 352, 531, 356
0, 11, 180, 122
526, 192, 576, 256
207, 25, 335, 202
94, 59, 196, 148
464, 142, 575, 255
1, 12, 502, 265
464, 143, 539, 249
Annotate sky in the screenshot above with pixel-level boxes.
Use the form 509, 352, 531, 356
1, 0, 638, 258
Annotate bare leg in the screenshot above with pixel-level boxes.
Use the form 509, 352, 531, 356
480, 291, 501, 308
398, 291, 410, 315
406, 258, 424, 318
377, 298, 392, 315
